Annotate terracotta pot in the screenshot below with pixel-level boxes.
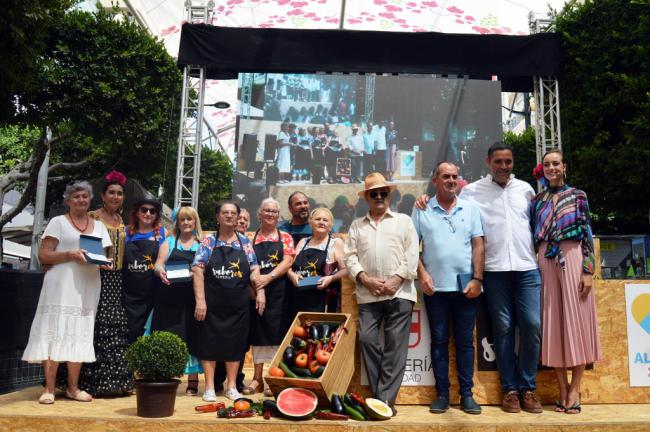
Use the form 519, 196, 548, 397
134, 379, 180, 418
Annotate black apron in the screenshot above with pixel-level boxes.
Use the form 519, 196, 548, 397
291, 235, 339, 314
189, 235, 251, 361
150, 238, 196, 342
122, 237, 160, 344
249, 230, 289, 346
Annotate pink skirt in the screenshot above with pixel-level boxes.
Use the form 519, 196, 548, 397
539, 240, 602, 368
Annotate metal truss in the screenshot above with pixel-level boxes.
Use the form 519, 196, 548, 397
364, 74, 375, 123
529, 13, 562, 164
174, 1, 214, 209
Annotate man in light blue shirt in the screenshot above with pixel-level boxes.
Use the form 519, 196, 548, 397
411, 161, 484, 415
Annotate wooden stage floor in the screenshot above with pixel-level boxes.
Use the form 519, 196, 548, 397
1, 381, 650, 431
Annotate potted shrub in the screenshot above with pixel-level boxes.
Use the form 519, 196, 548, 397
125, 331, 188, 418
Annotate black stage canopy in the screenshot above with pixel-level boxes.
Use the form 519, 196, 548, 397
178, 24, 562, 92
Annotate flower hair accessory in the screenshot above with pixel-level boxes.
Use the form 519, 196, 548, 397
532, 163, 549, 188
105, 170, 127, 186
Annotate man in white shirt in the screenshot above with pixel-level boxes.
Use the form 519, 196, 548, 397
373, 121, 388, 176
347, 124, 365, 183
459, 142, 542, 414
345, 172, 419, 415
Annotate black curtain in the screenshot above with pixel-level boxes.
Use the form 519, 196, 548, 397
178, 24, 562, 92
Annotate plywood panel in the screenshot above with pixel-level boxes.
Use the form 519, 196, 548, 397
341, 276, 650, 405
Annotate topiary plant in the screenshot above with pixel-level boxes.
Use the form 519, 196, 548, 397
125, 331, 188, 381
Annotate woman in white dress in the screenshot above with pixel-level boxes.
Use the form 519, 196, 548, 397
276, 122, 292, 183
22, 181, 112, 404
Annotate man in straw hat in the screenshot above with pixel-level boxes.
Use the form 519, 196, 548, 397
344, 172, 419, 415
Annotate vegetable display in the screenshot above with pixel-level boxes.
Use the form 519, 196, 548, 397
275, 320, 347, 381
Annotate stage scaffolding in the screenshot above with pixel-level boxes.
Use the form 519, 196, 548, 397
174, 1, 214, 209
529, 13, 562, 164
174, 2, 562, 205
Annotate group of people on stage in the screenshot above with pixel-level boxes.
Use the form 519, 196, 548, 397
23, 141, 601, 417
275, 119, 399, 184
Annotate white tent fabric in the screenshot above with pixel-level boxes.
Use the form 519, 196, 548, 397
126, 0, 567, 159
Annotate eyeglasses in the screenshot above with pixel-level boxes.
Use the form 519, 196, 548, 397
443, 216, 455, 233
140, 207, 157, 215
262, 209, 279, 215
369, 190, 389, 199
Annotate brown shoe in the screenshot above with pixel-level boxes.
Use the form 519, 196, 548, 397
521, 390, 543, 413
502, 390, 521, 413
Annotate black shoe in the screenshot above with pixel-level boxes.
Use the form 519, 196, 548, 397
429, 396, 450, 413
460, 396, 482, 415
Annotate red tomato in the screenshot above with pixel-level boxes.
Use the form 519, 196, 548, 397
315, 350, 331, 365
295, 352, 308, 368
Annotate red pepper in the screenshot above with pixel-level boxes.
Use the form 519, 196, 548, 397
227, 409, 256, 418
350, 392, 366, 406
307, 341, 316, 365
316, 411, 349, 421
195, 402, 226, 412
263, 409, 271, 420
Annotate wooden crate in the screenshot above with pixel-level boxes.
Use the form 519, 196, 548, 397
264, 312, 355, 406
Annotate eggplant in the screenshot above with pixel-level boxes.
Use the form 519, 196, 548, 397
291, 336, 307, 349
308, 325, 320, 340
330, 394, 345, 414
320, 323, 333, 339
283, 346, 296, 364
263, 399, 280, 415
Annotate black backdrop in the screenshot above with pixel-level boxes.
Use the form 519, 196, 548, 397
177, 24, 562, 92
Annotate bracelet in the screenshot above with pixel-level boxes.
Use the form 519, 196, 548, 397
472, 276, 483, 282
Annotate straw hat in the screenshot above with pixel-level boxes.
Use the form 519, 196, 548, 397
357, 172, 397, 197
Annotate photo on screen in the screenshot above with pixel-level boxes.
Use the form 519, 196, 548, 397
235, 73, 502, 231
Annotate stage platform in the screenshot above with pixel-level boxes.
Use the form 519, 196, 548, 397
1, 380, 649, 432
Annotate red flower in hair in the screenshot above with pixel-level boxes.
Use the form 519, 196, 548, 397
105, 170, 127, 185
532, 163, 544, 180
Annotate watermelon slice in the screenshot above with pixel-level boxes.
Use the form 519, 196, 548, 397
275, 388, 318, 420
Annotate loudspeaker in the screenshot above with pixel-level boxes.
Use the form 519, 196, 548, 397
240, 134, 258, 170
264, 134, 277, 161
266, 165, 279, 187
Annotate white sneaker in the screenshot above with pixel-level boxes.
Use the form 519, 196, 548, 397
224, 387, 243, 401
202, 389, 217, 402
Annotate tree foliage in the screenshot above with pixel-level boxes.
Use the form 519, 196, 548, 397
196, 148, 233, 231
555, 0, 650, 233
0, 5, 181, 233
504, 127, 537, 189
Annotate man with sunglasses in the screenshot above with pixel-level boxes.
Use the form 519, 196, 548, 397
345, 172, 419, 416
411, 162, 484, 415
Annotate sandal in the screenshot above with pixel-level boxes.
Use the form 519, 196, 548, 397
565, 402, 581, 414
554, 400, 566, 413
38, 392, 55, 404
241, 380, 264, 395
186, 379, 199, 396
65, 389, 92, 402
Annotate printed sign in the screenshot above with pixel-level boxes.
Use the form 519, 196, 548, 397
625, 284, 650, 387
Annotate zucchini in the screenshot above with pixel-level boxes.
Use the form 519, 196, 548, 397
341, 396, 365, 421
344, 393, 368, 418
278, 361, 298, 378
289, 366, 313, 377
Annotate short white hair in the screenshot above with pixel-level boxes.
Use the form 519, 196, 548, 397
258, 198, 280, 216
63, 180, 93, 202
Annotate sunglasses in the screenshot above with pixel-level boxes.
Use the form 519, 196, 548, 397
139, 207, 157, 215
369, 190, 389, 199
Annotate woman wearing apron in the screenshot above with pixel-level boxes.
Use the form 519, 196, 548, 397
122, 196, 165, 344
288, 208, 348, 314
190, 201, 261, 402
152, 206, 204, 395
243, 198, 295, 396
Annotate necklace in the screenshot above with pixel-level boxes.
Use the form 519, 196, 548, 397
68, 213, 89, 233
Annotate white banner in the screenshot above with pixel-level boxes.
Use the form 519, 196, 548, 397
360, 291, 435, 386
624, 284, 650, 387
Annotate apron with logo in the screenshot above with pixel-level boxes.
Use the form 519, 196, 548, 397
189, 235, 251, 361
150, 238, 196, 341
122, 237, 160, 344
249, 230, 289, 346
291, 235, 338, 314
